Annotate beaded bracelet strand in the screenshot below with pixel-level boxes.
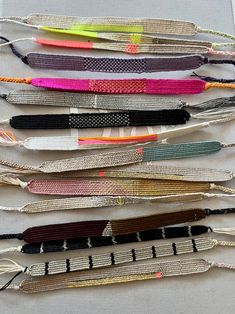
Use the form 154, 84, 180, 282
1, 14, 235, 41
0, 208, 234, 243
1, 91, 234, 112
1, 76, 235, 94
4, 258, 234, 294
0, 224, 232, 254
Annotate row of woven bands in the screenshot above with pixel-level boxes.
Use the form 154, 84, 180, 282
8, 110, 191, 129
3, 223, 235, 255
10, 13, 235, 41
1, 238, 234, 280
17, 258, 235, 294
22, 238, 235, 277
0, 209, 209, 243
2, 44, 234, 73
2, 90, 235, 112
1, 76, 235, 94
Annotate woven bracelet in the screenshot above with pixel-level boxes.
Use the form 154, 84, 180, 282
1, 238, 235, 284
0, 139, 234, 172
0, 175, 235, 197
1, 90, 235, 112
0, 116, 235, 151
0, 193, 234, 214
3, 110, 192, 129
7, 258, 235, 294
1, 14, 235, 41
3, 104, 235, 129
1, 215, 235, 254
1, 76, 235, 94
1, 37, 235, 73
0, 208, 234, 243
1, 36, 235, 57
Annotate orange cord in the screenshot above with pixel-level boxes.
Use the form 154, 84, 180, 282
79, 134, 158, 141
0, 77, 32, 84
205, 82, 235, 90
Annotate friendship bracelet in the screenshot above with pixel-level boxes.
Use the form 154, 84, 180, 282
1, 224, 233, 255
0, 207, 234, 243
0, 136, 234, 173
1, 176, 235, 196
1, 90, 235, 112
1, 14, 235, 41
2, 110, 192, 129
1, 36, 235, 57
0, 193, 234, 214
1, 156, 233, 181
4, 104, 235, 129
0, 238, 234, 282
6, 258, 235, 294
0, 91, 185, 111
58, 163, 235, 182
1, 77, 235, 94
1, 117, 234, 151
1, 38, 235, 73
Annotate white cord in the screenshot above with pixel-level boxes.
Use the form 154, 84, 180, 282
0, 19, 39, 29
0, 37, 35, 47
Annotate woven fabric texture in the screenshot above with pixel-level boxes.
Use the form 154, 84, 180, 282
27, 53, 205, 73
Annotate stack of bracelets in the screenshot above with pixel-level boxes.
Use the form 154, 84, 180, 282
0, 13, 234, 294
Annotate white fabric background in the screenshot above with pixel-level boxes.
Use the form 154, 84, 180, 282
0, 0, 235, 313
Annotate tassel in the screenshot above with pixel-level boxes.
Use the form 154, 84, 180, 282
0, 259, 26, 275
213, 227, 235, 236
189, 96, 235, 111
0, 175, 27, 188
0, 130, 20, 146
191, 107, 235, 120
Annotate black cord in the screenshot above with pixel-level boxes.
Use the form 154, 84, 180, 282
191, 72, 235, 83
0, 233, 23, 240
0, 271, 22, 291
0, 36, 28, 64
